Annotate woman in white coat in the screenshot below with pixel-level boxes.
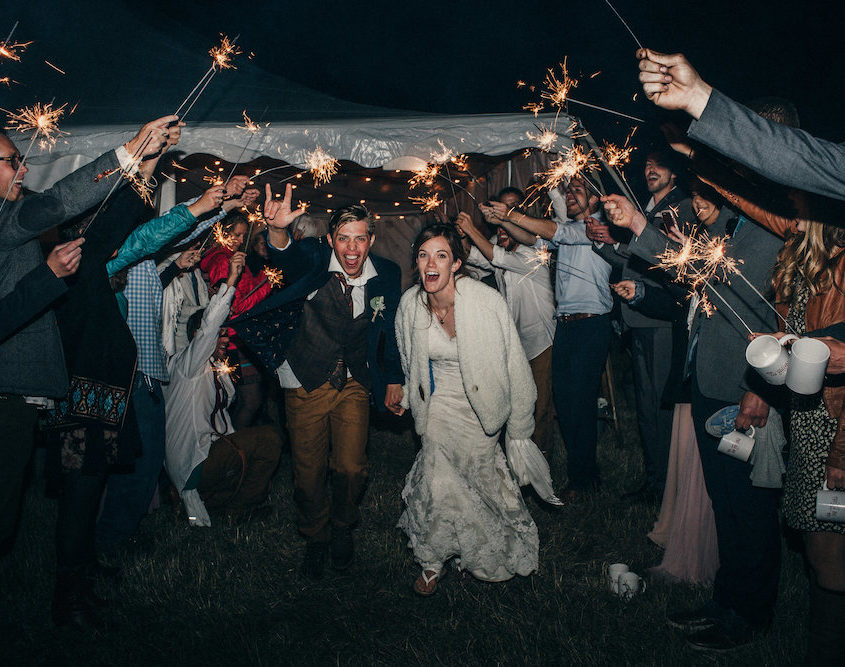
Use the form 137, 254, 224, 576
396, 223, 556, 596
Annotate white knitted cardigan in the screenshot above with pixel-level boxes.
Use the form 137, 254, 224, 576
396, 277, 536, 441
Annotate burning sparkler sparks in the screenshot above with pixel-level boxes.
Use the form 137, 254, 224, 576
541, 58, 578, 109
528, 125, 559, 152
410, 193, 444, 212
409, 163, 441, 190
211, 220, 236, 251
601, 138, 636, 169
523, 102, 544, 117
305, 146, 339, 187
238, 109, 267, 134
126, 173, 156, 207
0, 39, 31, 62
263, 266, 284, 288
4, 101, 69, 147
209, 34, 241, 70
214, 357, 238, 377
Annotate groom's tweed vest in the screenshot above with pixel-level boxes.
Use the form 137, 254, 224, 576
286, 277, 370, 392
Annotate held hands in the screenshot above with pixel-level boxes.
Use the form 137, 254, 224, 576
46, 237, 85, 278
384, 383, 405, 416
220, 175, 252, 211
188, 185, 225, 218
455, 211, 475, 236
601, 195, 646, 236
826, 465, 845, 490
263, 183, 305, 231
636, 49, 713, 119
226, 251, 246, 286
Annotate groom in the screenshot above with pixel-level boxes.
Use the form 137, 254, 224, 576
234, 184, 404, 578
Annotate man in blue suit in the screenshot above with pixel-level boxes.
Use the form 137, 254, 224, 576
232, 184, 403, 579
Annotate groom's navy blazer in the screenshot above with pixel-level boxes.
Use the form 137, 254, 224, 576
229, 234, 404, 410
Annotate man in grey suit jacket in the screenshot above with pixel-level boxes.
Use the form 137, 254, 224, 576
592, 152, 695, 500
636, 48, 845, 202
604, 192, 785, 652
0, 117, 176, 552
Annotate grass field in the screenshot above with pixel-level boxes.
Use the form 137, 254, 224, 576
0, 350, 808, 666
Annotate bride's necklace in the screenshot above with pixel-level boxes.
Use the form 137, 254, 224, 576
433, 303, 453, 325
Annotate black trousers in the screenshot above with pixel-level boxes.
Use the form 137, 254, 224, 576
691, 372, 780, 628
0, 394, 38, 549
552, 314, 611, 490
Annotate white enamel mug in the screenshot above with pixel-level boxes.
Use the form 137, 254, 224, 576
606, 562, 629, 594
816, 482, 845, 524
617, 571, 647, 599
717, 426, 756, 462
746, 334, 798, 385
786, 337, 830, 395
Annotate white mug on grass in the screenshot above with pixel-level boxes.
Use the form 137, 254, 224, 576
746, 334, 797, 385
786, 337, 830, 395
617, 571, 646, 599
816, 482, 845, 524
717, 426, 756, 462
606, 563, 629, 594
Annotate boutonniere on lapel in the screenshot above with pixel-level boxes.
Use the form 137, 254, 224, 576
370, 295, 385, 322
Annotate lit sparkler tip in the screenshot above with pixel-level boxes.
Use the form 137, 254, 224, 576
4, 101, 69, 147
409, 194, 443, 212
209, 34, 241, 70
516, 80, 527, 88
540, 57, 579, 109
215, 357, 237, 376
262, 266, 284, 288
600, 139, 636, 168
305, 146, 339, 187
0, 39, 32, 62
528, 125, 559, 152
238, 109, 268, 134
127, 173, 156, 207
523, 102, 544, 118
409, 163, 441, 190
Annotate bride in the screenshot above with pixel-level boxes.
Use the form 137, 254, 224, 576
395, 223, 556, 595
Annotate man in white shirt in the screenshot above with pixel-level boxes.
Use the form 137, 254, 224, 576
456, 190, 556, 457
163, 252, 281, 526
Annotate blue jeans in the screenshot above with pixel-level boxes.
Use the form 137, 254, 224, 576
551, 314, 611, 490
96, 374, 165, 548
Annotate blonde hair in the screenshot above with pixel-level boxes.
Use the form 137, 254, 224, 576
772, 220, 845, 302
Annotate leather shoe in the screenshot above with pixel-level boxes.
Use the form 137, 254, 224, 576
300, 541, 329, 580
685, 623, 757, 653
331, 526, 354, 571
666, 602, 724, 633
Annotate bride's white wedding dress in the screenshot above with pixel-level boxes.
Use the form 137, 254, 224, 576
397, 319, 538, 581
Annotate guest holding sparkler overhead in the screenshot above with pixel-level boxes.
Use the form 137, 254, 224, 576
95, 175, 251, 553
602, 185, 784, 652
481, 177, 612, 502
591, 150, 695, 504
636, 49, 845, 202
0, 116, 176, 556
395, 223, 558, 596
163, 251, 281, 527
457, 188, 557, 460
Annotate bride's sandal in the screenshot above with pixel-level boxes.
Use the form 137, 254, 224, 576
412, 569, 442, 596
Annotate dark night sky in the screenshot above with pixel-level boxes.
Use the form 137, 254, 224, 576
4, 0, 844, 146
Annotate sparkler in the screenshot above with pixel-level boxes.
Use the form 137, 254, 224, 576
528, 125, 560, 152
224, 108, 270, 183
305, 146, 339, 187
0, 101, 69, 213
241, 205, 266, 251
242, 266, 285, 300
410, 193, 443, 212
174, 34, 241, 122
213, 357, 238, 378
0, 23, 30, 62
541, 58, 578, 109
602, 0, 644, 50
409, 163, 441, 190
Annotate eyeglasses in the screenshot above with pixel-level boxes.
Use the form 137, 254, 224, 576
0, 153, 26, 170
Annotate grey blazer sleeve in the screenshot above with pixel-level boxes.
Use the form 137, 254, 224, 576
0, 262, 67, 342
0, 150, 121, 250
627, 224, 673, 265
688, 89, 845, 202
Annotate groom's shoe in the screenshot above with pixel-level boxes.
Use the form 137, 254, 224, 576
300, 541, 329, 580
331, 526, 354, 571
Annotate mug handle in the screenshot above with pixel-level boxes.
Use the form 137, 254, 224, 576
639, 577, 647, 593
779, 334, 799, 347
745, 425, 756, 438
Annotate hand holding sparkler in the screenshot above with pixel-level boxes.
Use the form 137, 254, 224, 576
584, 219, 619, 245
601, 194, 646, 236
226, 251, 246, 287
188, 185, 226, 218
220, 175, 250, 212
123, 115, 181, 160
46, 237, 85, 279
478, 200, 510, 225
637, 49, 713, 120
175, 244, 202, 270
611, 280, 637, 302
